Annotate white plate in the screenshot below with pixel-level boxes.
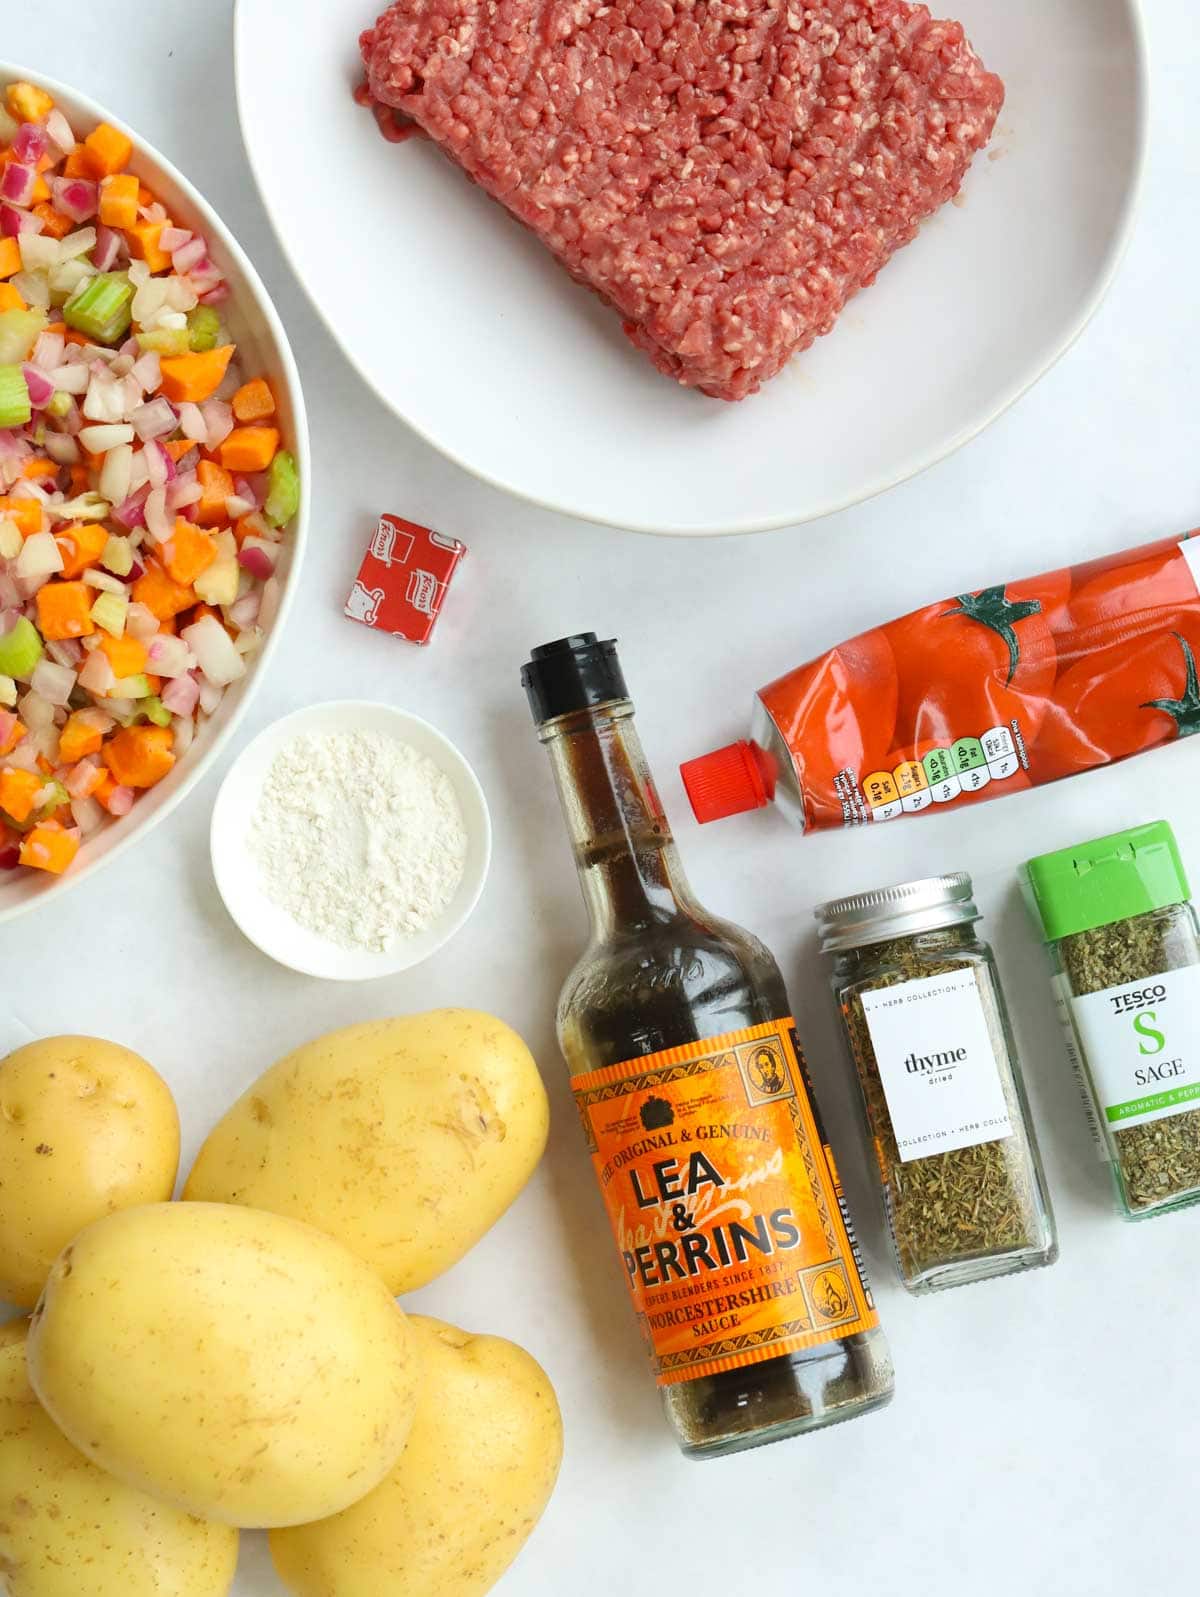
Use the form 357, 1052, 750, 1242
210, 700, 491, 980
0, 63, 309, 925
235, 0, 1145, 536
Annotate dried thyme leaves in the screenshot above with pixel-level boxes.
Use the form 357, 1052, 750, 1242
843, 934, 1043, 1281
1060, 911, 1200, 1211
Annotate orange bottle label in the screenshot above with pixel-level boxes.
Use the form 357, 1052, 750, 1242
570, 1019, 878, 1387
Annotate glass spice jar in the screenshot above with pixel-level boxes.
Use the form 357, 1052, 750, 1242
815, 874, 1058, 1294
1023, 821, 1200, 1220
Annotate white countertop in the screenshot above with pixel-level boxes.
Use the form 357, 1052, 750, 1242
4, 4, 1198, 1595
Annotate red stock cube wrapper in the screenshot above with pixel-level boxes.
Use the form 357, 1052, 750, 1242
345, 514, 466, 645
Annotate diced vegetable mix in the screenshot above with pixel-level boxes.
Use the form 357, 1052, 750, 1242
0, 81, 299, 876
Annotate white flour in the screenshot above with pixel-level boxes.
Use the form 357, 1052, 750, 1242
248, 730, 468, 952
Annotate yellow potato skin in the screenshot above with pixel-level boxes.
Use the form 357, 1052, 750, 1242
0, 1320, 238, 1597
271, 1316, 563, 1597
184, 1011, 550, 1294
0, 1036, 180, 1308
26, 1203, 419, 1529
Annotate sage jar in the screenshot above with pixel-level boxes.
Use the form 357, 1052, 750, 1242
1024, 821, 1200, 1220
815, 874, 1058, 1294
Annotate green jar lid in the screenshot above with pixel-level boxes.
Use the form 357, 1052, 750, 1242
1023, 820, 1191, 942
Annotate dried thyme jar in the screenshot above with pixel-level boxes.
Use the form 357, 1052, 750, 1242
815, 875, 1058, 1294
1024, 821, 1200, 1220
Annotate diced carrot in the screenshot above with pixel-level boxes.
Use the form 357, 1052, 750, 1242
81, 122, 133, 179
195, 459, 234, 526
33, 205, 70, 244
137, 184, 156, 208
63, 328, 91, 347
0, 498, 42, 539
164, 438, 198, 462
35, 754, 55, 778
218, 427, 279, 475
68, 464, 90, 495
158, 614, 178, 636
61, 146, 90, 178
158, 346, 236, 405
93, 772, 118, 811
125, 219, 171, 273
58, 713, 106, 765
19, 820, 80, 875
0, 237, 21, 280
0, 719, 26, 757
99, 634, 149, 677
21, 457, 58, 481
98, 172, 139, 230
102, 725, 175, 790
131, 560, 195, 621
0, 767, 41, 825
0, 282, 25, 311
161, 519, 217, 586
36, 581, 95, 641
185, 602, 226, 632
30, 172, 52, 204
5, 83, 55, 123
54, 520, 109, 579
231, 379, 275, 423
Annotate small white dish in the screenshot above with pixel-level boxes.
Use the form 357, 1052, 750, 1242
234, 0, 1146, 535
210, 701, 491, 981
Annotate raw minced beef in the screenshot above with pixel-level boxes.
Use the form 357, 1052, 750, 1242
360, 0, 1004, 401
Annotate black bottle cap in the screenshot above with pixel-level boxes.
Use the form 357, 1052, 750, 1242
522, 634, 628, 725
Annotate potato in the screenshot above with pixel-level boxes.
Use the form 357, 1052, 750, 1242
0, 1318, 238, 1597
0, 1035, 179, 1308
184, 1011, 550, 1294
271, 1316, 562, 1597
26, 1202, 419, 1529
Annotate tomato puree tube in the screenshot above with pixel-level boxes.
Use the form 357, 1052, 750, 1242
681, 533, 1200, 833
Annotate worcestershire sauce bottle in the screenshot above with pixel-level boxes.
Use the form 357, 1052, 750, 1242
523, 636, 894, 1458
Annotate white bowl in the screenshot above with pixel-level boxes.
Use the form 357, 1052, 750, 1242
210, 701, 491, 980
0, 62, 309, 925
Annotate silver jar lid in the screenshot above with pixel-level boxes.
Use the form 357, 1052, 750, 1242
815, 872, 980, 952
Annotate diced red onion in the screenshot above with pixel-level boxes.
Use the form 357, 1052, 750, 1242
215, 363, 242, 404
237, 543, 275, 581
0, 710, 18, 749
200, 399, 233, 450
0, 840, 21, 870
197, 676, 223, 715
199, 283, 230, 306
146, 633, 193, 677
49, 176, 98, 223
42, 433, 79, 466
224, 493, 254, 520
178, 402, 207, 442
246, 471, 270, 505
129, 351, 160, 393
77, 649, 115, 695
165, 473, 201, 513
125, 602, 158, 640
143, 445, 167, 493
33, 332, 65, 369
83, 369, 126, 424
19, 690, 55, 731
257, 576, 282, 635
0, 203, 42, 237
44, 638, 82, 668
66, 757, 100, 798
161, 672, 200, 715
12, 124, 48, 164
229, 475, 259, 511
99, 442, 133, 507
91, 224, 122, 272
45, 110, 75, 159
159, 224, 191, 252
144, 486, 171, 543
47, 362, 89, 395
70, 793, 104, 835
172, 236, 206, 274
228, 590, 261, 629
1, 163, 36, 207
21, 363, 55, 410
177, 501, 199, 523
112, 485, 149, 529
182, 615, 245, 687
31, 659, 75, 706
131, 396, 178, 442
106, 784, 134, 817
170, 713, 194, 754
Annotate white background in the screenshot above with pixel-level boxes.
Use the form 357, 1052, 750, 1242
3, 5, 1198, 1596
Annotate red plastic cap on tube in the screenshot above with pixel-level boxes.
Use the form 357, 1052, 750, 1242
681, 741, 772, 824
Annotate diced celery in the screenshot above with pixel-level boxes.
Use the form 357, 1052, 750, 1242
187, 305, 221, 352
263, 450, 299, 528
141, 695, 171, 728
90, 590, 128, 637
0, 307, 47, 364
0, 674, 15, 709
35, 780, 69, 822
110, 673, 152, 699
46, 390, 72, 420
0, 617, 43, 679
136, 326, 190, 357
100, 535, 133, 577
0, 516, 20, 561
63, 272, 134, 345
0, 365, 31, 428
